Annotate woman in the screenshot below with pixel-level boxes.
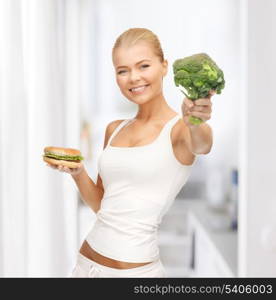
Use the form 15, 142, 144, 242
46, 28, 214, 277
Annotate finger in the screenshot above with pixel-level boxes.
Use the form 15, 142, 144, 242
192, 105, 212, 113
190, 111, 211, 121
209, 90, 216, 96
184, 97, 194, 108
194, 98, 212, 106
63, 166, 71, 173
47, 163, 57, 169
67, 167, 77, 173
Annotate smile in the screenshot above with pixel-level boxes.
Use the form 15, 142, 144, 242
129, 84, 150, 94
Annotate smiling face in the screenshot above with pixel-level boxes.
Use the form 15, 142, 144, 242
113, 42, 168, 104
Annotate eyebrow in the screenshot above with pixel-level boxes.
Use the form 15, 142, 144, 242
116, 59, 151, 69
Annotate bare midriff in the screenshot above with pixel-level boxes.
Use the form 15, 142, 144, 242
79, 240, 152, 269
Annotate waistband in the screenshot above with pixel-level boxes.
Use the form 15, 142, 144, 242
76, 252, 162, 277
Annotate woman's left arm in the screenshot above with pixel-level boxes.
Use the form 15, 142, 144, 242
181, 90, 215, 155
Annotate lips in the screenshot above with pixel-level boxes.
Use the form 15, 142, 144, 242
129, 84, 150, 94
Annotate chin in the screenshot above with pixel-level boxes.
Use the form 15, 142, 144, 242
128, 96, 152, 104
125, 91, 155, 104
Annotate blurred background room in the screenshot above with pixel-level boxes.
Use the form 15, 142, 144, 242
0, 0, 276, 277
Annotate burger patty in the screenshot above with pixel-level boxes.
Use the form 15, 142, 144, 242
44, 153, 83, 161
59, 159, 81, 162
44, 156, 81, 163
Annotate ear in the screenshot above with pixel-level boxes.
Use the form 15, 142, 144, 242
162, 59, 168, 77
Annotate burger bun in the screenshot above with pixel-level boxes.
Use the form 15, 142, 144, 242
43, 156, 82, 169
44, 146, 82, 157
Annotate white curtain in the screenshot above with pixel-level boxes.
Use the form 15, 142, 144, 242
0, 0, 84, 277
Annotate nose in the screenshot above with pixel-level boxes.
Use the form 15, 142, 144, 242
129, 70, 141, 82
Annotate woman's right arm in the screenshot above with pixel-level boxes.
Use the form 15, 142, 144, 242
71, 167, 103, 213
46, 120, 122, 214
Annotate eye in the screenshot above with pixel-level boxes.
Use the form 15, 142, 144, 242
141, 64, 150, 69
117, 70, 126, 75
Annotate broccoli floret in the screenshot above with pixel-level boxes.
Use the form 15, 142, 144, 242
173, 53, 225, 125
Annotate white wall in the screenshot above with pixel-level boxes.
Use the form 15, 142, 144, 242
239, 0, 276, 277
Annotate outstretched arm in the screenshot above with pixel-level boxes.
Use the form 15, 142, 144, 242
181, 90, 215, 155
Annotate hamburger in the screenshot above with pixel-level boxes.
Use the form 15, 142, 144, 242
43, 146, 84, 168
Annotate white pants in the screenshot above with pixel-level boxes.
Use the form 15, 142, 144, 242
70, 252, 167, 278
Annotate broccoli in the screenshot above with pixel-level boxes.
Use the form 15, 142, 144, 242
173, 53, 225, 125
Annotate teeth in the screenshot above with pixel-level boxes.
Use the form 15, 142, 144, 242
130, 85, 148, 92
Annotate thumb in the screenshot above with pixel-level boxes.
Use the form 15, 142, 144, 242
185, 97, 194, 108
209, 90, 216, 96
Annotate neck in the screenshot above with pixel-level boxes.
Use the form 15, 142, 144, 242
134, 93, 173, 122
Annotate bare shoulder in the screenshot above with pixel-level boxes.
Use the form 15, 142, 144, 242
107, 119, 125, 133
171, 118, 196, 166
103, 119, 125, 148
106, 119, 125, 138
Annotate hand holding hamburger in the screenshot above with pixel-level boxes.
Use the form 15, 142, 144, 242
43, 146, 85, 176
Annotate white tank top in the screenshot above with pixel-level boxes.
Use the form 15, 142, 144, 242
85, 114, 196, 263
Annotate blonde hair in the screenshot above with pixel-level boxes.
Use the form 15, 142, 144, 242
112, 28, 164, 63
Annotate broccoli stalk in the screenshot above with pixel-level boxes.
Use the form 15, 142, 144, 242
173, 53, 225, 125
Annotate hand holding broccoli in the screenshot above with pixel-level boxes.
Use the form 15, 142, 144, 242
173, 53, 225, 125
181, 90, 215, 128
